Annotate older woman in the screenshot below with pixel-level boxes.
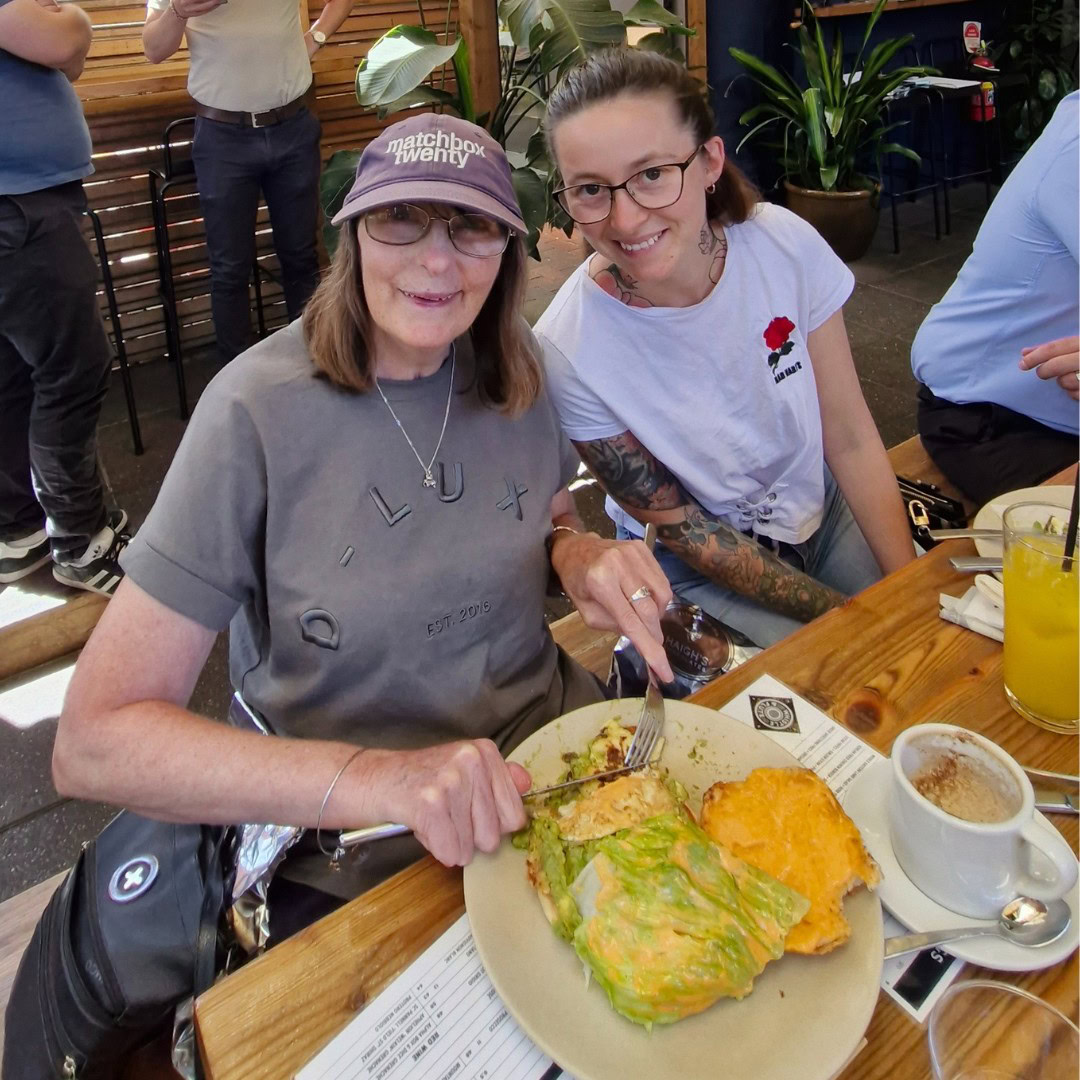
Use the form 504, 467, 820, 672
535, 49, 913, 648
52, 113, 672, 908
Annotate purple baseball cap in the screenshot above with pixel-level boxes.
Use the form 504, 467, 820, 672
331, 113, 527, 234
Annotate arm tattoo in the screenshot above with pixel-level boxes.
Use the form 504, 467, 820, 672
574, 433, 688, 511
657, 508, 845, 623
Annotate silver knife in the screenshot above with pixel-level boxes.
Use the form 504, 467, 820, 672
950, 555, 1003, 572
928, 528, 1001, 540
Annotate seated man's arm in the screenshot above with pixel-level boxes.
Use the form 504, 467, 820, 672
0, 0, 92, 80
573, 432, 845, 624
143, 0, 222, 64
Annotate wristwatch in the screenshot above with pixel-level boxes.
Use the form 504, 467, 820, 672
308, 27, 327, 47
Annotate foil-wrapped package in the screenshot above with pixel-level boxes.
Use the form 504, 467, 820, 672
608, 601, 761, 699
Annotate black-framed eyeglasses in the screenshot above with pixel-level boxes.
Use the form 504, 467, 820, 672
363, 203, 513, 258
553, 146, 704, 225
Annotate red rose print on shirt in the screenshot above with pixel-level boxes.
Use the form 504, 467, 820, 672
763, 316, 796, 370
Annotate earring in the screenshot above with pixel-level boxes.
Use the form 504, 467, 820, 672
707, 182, 717, 194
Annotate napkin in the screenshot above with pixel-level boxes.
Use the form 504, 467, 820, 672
939, 584, 1003, 642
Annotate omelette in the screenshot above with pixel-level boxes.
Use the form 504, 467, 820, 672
700, 767, 881, 955
516, 723, 812, 1026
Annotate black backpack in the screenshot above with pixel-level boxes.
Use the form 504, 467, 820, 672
2, 813, 233, 1079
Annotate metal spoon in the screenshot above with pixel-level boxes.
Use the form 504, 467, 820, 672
883, 896, 1072, 958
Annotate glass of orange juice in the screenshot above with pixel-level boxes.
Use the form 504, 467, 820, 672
1002, 501, 1079, 734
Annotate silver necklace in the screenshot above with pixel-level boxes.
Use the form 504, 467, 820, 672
374, 345, 456, 488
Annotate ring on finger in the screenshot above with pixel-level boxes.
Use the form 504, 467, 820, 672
629, 585, 652, 603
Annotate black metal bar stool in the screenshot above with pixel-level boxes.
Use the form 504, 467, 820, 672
924, 39, 1002, 235
148, 118, 272, 420
882, 90, 942, 254
84, 207, 144, 455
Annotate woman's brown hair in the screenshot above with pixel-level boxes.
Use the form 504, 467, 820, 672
545, 48, 759, 227
303, 220, 542, 416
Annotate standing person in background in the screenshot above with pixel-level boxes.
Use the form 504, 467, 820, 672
535, 49, 912, 650
911, 91, 1078, 505
0, 0, 129, 596
142, 0, 356, 363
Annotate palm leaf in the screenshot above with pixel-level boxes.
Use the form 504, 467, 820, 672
355, 26, 461, 107
374, 85, 460, 119
623, 0, 694, 35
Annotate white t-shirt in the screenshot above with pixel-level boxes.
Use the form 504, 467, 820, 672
147, 0, 311, 113
535, 203, 854, 544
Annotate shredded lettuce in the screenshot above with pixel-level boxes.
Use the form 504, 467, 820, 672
572, 814, 810, 1027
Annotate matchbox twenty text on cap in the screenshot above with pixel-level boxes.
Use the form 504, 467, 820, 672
384, 131, 487, 169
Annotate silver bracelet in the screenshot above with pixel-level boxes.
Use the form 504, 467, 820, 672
168, 0, 188, 21
315, 748, 366, 859
550, 523, 580, 541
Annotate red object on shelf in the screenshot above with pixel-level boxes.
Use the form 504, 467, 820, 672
969, 54, 996, 121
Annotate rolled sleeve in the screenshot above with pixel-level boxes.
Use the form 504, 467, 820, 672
120, 373, 267, 631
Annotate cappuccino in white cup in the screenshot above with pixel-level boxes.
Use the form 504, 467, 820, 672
889, 724, 1078, 919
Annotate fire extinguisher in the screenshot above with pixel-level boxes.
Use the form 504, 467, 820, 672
969, 47, 996, 122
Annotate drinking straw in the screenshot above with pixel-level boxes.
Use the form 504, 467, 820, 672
1063, 470, 1079, 573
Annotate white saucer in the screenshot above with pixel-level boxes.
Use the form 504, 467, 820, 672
842, 758, 1079, 972
972, 485, 1073, 578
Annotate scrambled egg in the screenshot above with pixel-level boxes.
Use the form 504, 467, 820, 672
700, 767, 880, 955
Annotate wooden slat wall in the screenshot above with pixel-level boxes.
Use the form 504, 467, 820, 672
72, 0, 704, 370
74, 0, 459, 367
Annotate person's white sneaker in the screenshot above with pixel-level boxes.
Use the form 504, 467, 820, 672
0, 528, 50, 584
52, 511, 130, 597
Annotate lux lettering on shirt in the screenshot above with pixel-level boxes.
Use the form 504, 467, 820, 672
384, 131, 487, 169
367, 467, 527, 526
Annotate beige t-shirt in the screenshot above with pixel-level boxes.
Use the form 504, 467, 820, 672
147, 0, 311, 113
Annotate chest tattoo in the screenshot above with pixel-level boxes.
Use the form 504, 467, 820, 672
594, 264, 654, 308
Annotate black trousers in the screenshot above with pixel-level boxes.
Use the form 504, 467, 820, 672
0, 181, 112, 561
917, 383, 1078, 505
192, 107, 322, 363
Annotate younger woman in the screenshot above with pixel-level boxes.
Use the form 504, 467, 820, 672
536, 48, 913, 647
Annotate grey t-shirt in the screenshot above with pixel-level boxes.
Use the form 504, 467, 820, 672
121, 320, 602, 894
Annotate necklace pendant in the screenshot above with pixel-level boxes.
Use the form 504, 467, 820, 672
422, 472, 436, 488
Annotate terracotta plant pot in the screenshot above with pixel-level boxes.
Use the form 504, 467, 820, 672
782, 181, 881, 262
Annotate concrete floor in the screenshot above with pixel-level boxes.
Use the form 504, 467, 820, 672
0, 182, 993, 902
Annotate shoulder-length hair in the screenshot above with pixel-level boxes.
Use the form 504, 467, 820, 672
545, 48, 760, 227
303, 221, 542, 416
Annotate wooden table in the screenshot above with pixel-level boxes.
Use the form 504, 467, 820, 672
196, 471, 1078, 1080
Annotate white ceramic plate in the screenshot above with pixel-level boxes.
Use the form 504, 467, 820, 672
843, 757, 1079, 972
972, 485, 1073, 575
463, 699, 884, 1080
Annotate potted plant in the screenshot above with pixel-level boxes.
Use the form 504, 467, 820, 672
729, 0, 934, 260
320, 1, 693, 257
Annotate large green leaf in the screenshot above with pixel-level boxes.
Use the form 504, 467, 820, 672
729, 47, 803, 110
623, 0, 694, 35
540, 0, 627, 72
355, 26, 461, 108
451, 36, 476, 122
319, 149, 362, 256
499, 0, 547, 50
511, 164, 549, 257
374, 85, 460, 119
633, 30, 687, 60
802, 87, 827, 169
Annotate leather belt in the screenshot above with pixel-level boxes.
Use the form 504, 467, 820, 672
195, 96, 306, 129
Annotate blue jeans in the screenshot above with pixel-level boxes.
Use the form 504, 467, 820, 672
193, 107, 322, 363
618, 469, 883, 648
